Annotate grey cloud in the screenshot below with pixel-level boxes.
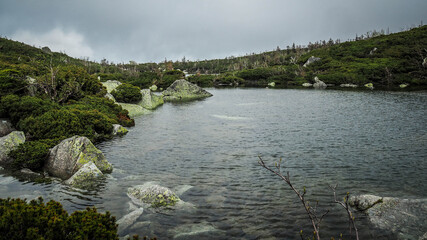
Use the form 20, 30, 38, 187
1, 0, 426, 63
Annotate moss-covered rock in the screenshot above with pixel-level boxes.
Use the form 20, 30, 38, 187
112, 124, 128, 136
138, 89, 164, 110
65, 162, 103, 188
44, 136, 112, 180
127, 182, 180, 208
101, 80, 122, 93
0, 131, 25, 166
162, 79, 213, 102
117, 103, 151, 117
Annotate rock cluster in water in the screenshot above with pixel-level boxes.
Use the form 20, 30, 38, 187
44, 136, 113, 187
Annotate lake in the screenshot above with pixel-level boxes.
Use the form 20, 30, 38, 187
1, 88, 426, 239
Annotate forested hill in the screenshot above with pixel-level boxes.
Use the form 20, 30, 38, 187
179, 25, 427, 89
1, 25, 426, 90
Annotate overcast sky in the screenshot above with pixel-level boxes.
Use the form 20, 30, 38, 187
1, 0, 426, 63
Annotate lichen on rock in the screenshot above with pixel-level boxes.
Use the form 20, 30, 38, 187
0, 131, 25, 166
127, 182, 180, 208
162, 79, 213, 102
44, 136, 112, 180
65, 162, 103, 188
112, 124, 128, 136
138, 89, 164, 110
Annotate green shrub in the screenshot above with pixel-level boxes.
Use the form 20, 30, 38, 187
158, 70, 185, 88
8, 140, 53, 171
0, 95, 59, 125
187, 74, 216, 87
111, 83, 142, 103
236, 68, 275, 81
215, 75, 245, 86
19, 108, 114, 142
0, 197, 118, 240
0, 69, 27, 96
66, 96, 134, 127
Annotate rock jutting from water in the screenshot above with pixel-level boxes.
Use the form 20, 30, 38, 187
44, 136, 113, 181
0, 131, 25, 166
64, 162, 104, 188
138, 89, 164, 110
162, 79, 213, 101
349, 194, 427, 240
112, 124, 128, 136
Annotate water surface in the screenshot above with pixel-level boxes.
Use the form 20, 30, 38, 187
1, 89, 426, 239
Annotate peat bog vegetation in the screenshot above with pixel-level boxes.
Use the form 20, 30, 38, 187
0, 25, 426, 239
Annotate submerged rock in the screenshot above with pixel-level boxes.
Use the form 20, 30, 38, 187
44, 136, 112, 180
163, 79, 213, 102
349, 194, 427, 240
0, 131, 25, 166
127, 182, 180, 208
303, 56, 321, 67
102, 80, 122, 93
117, 207, 144, 234
112, 124, 128, 136
0, 120, 14, 137
313, 76, 327, 89
170, 222, 224, 240
138, 89, 164, 110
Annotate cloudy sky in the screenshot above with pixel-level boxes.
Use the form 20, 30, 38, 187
1, 0, 426, 63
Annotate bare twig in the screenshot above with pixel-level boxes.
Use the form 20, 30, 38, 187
258, 156, 327, 240
328, 184, 359, 240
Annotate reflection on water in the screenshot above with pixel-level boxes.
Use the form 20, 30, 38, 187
1, 89, 426, 239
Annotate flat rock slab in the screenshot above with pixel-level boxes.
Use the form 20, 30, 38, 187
350, 194, 427, 239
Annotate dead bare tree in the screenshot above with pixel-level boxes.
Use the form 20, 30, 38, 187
258, 156, 359, 240
258, 156, 328, 240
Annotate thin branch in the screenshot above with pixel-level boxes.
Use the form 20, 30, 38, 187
329, 184, 359, 240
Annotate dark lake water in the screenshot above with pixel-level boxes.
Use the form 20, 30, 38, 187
1, 88, 426, 239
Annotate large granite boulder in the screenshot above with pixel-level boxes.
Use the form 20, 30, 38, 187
349, 194, 427, 240
138, 89, 164, 110
44, 136, 112, 180
127, 182, 180, 208
303, 56, 321, 67
0, 131, 25, 166
64, 162, 103, 188
163, 79, 213, 101
0, 120, 14, 137
313, 76, 327, 89
101, 80, 122, 93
